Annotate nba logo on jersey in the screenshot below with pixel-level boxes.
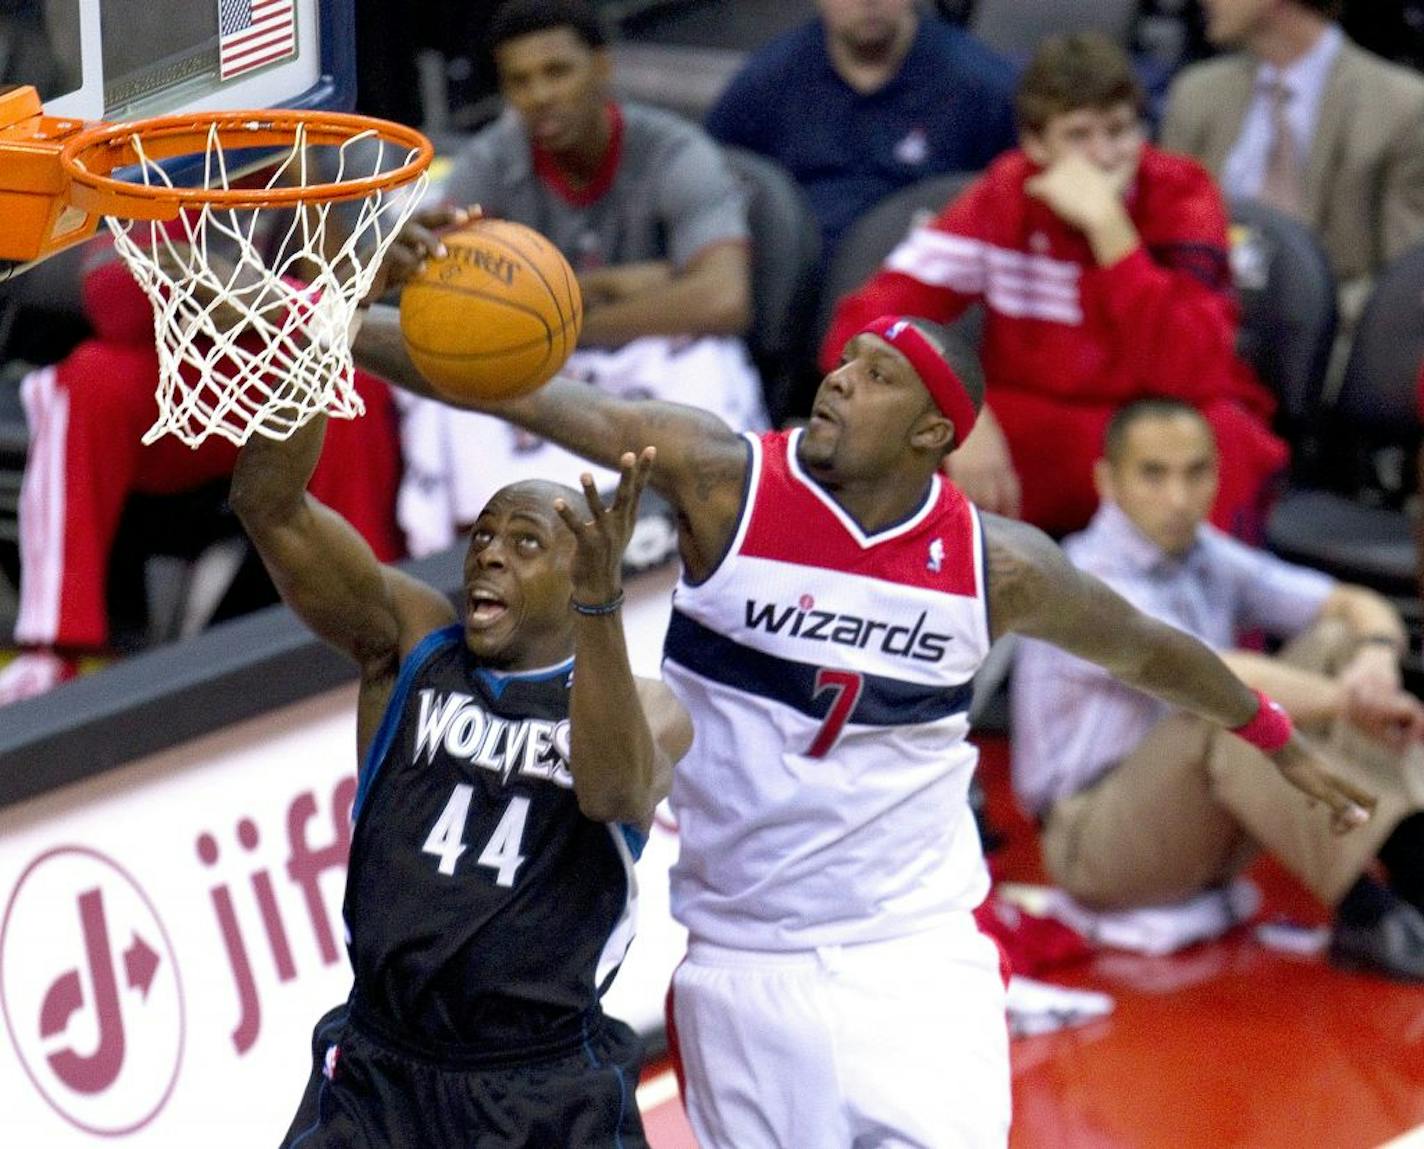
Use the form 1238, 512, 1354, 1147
927, 538, 945, 573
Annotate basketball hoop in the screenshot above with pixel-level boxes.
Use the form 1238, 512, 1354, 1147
58, 109, 434, 448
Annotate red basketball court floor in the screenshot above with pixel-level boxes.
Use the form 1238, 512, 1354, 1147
635, 735, 1424, 1148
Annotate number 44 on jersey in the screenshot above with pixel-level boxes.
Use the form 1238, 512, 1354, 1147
422, 786, 532, 887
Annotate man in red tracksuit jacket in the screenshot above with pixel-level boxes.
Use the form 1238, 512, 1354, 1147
823, 32, 1286, 540
0, 233, 406, 703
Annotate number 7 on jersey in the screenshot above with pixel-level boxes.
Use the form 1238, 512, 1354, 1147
807, 668, 863, 758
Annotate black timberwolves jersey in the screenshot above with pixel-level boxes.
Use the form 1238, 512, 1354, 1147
343, 625, 643, 1061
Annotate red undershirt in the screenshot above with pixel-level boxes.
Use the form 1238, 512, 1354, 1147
532, 102, 624, 207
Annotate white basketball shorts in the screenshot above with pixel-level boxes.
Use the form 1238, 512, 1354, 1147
669, 915, 1011, 1148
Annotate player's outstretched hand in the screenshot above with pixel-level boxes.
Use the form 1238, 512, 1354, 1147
556, 448, 657, 610
363, 203, 477, 304
1269, 732, 1377, 835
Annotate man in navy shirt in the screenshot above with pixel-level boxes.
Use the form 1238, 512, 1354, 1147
706, 0, 1016, 265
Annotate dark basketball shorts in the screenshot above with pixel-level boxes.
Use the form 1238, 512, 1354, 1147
279, 1004, 648, 1148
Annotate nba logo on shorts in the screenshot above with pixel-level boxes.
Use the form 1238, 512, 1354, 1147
0, 846, 185, 1136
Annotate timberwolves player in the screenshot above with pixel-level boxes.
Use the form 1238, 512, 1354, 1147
229, 416, 690, 1147
356, 219, 1372, 1148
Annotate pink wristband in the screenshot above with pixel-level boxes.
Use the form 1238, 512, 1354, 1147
1231, 690, 1293, 753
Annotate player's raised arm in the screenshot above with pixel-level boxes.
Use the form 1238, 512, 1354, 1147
984, 514, 1377, 833
555, 448, 692, 829
355, 298, 740, 472
230, 416, 454, 676
352, 215, 751, 580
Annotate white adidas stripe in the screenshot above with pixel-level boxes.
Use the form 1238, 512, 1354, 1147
886, 229, 1085, 325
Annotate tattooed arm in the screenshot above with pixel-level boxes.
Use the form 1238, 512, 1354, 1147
353, 303, 749, 581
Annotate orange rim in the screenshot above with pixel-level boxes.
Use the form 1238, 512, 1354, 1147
59, 108, 434, 220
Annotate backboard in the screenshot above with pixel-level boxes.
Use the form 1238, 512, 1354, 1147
22, 0, 353, 123
0, 0, 355, 269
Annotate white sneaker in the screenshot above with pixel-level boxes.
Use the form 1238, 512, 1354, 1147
0, 650, 79, 706
1005, 975, 1115, 1038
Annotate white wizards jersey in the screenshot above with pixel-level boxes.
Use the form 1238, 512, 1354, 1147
662, 429, 994, 950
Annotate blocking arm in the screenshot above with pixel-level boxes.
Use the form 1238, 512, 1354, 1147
985, 515, 1375, 833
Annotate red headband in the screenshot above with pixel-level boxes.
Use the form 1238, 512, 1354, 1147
860, 315, 978, 441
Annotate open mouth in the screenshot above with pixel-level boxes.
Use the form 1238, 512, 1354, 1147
467, 589, 509, 628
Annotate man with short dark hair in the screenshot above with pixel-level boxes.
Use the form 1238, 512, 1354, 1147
398, 0, 767, 556
1162, 0, 1424, 314
234, 405, 692, 1145
705, 0, 1016, 267
822, 33, 1287, 541
1013, 397, 1424, 980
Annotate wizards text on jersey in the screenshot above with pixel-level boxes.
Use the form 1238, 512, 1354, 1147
743, 597, 952, 663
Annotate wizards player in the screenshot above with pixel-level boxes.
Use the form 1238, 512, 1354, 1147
356, 211, 1373, 1148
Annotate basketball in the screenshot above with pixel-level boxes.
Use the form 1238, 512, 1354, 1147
398, 219, 583, 401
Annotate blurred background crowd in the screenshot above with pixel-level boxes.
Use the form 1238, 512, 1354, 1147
4, 6, 1424, 978
3, 0, 1423, 693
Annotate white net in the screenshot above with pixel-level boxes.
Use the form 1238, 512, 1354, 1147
104, 120, 428, 448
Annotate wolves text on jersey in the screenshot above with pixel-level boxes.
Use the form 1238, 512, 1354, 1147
744, 598, 952, 663
413, 690, 575, 789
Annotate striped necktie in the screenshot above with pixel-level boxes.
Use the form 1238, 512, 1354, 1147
1260, 79, 1303, 217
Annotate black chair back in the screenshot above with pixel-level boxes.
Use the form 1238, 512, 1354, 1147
813, 172, 979, 356
615, 0, 816, 50
1226, 197, 1337, 431
970, 0, 1137, 58
1337, 241, 1424, 438
722, 146, 822, 425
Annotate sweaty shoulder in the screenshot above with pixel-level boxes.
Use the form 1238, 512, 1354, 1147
980, 514, 1066, 636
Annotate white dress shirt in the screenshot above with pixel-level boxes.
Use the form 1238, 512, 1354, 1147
1222, 24, 1345, 201
1010, 502, 1335, 817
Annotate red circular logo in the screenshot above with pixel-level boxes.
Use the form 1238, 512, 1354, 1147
1, 846, 185, 1136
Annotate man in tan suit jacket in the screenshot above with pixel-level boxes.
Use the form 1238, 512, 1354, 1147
1161, 0, 1424, 312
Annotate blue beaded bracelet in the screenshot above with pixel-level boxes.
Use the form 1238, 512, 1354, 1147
570, 590, 625, 616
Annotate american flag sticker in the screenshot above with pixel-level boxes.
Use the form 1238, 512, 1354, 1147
218, 0, 297, 80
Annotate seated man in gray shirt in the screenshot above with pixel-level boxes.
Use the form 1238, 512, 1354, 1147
1012, 397, 1424, 980
398, 0, 767, 555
